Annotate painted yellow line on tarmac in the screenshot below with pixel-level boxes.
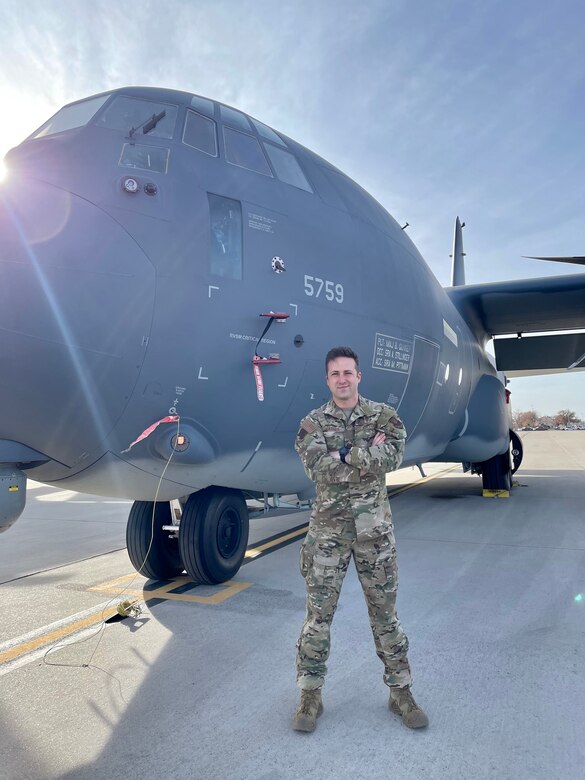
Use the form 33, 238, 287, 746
245, 526, 309, 558
89, 575, 253, 605
0, 606, 118, 666
387, 464, 461, 497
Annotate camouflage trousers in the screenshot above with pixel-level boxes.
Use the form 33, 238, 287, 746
296, 523, 412, 690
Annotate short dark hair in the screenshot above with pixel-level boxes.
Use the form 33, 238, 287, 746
325, 346, 360, 374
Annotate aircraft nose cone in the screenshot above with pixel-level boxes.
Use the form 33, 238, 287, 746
0, 177, 155, 471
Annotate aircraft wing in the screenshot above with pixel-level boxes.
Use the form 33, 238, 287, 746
447, 273, 585, 376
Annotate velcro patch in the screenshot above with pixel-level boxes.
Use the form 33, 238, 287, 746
377, 408, 404, 430
297, 427, 309, 442
301, 419, 318, 434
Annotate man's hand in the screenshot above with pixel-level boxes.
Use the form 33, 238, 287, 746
358, 433, 386, 477
334, 433, 385, 471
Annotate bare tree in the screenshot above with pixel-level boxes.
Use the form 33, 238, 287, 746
513, 410, 540, 428
553, 409, 581, 427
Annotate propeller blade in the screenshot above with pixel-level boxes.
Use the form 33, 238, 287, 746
523, 256, 585, 265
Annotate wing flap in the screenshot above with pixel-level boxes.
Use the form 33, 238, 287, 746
494, 333, 585, 376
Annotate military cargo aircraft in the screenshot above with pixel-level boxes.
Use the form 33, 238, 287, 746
1, 87, 584, 584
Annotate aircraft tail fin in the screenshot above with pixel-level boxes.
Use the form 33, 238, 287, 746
450, 217, 466, 286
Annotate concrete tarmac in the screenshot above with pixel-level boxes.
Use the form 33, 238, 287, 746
1, 431, 585, 779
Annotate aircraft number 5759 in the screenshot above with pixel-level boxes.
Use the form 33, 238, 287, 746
304, 275, 344, 303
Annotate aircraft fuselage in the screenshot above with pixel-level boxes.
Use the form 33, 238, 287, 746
0, 87, 510, 504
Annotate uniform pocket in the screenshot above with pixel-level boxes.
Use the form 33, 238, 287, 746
299, 542, 313, 579
356, 533, 397, 586
310, 553, 342, 587
383, 552, 398, 590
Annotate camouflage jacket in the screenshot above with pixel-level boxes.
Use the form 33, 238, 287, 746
295, 396, 406, 539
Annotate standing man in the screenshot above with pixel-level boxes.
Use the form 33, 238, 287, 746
292, 346, 428, 733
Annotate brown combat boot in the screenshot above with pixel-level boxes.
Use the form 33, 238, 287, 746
292, 689, 324, 732
389, 687, 429, 729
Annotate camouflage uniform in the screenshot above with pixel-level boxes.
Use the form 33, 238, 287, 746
295, 395, 412, 691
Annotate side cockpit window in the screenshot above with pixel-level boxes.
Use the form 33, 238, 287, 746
208, 194, 242, 280
30, 95, 110, 139
95, 96, 178, 139
250, 118, 286, 147
220, 105, 252, 132
190, 95, 214, 116
189, 100, 312, 193
223, 127, 272, 177
264, 144, 313, 192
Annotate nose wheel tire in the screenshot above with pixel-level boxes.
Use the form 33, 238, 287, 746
178, 488, 249, 584
126, 500, 184, 580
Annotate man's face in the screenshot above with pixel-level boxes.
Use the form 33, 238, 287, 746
326, 357, 361, 407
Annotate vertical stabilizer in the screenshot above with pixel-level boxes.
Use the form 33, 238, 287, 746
450, 216, 466, 286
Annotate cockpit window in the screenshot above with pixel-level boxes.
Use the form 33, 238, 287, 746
264, 144, 313, 192
190, 95, 214, 116
119, 143, 169, 174
220, 105, 252, 132
183, 110, 217, 156
223, 127, 272, 176
224, 127, 272, 177
250, 118, 286, 147
95, 96, 178, 139
30, 95, 110, 139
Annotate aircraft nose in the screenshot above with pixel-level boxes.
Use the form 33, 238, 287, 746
0, 177, 155, 471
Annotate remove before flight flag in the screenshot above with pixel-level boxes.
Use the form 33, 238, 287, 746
121, 416, 180, 454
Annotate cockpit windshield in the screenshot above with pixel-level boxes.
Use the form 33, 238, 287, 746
30, 95, 111, 140
95, 96, 178, 139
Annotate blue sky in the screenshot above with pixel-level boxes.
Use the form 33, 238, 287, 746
1, 0, 584, 417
